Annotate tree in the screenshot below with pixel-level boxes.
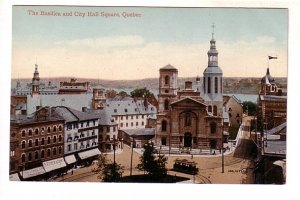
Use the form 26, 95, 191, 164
130, 87, 152, 98
93, 154, 124, 182
243, 101, 257, 116
136, 143, 168, 179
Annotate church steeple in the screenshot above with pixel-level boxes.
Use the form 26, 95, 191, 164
208, 23, 218, 67
32, 63, 40, 96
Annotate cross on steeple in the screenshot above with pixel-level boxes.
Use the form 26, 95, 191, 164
211, 23, 215, 39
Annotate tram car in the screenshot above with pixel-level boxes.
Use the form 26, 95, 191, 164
173, 158, 199, 175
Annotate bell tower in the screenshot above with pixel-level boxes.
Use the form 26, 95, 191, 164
32, 63, 40, 96
158, 64, 178, 112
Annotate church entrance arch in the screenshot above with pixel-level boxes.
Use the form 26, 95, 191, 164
184, 132, 192, 147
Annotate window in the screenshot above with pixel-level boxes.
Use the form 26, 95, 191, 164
59, 135, 62, 142
92, 131, 95, 136
34, 151, 39, 160
68, 144, 71, 152
86, 121, 90, 127
47, 137, 51, 144
21, 154, 26, 162
164, 75, 170, 85
113, 127, 116, 132
136, 122, 138, 126
21, 141, 26, 149
47, 149, 51, 157
142, 115, 144, 119
81, 123, 83, 128
165, 90, 169, 93
162, 137, 167, 145
21, 130, 26, 137
41, 127, 45, 135
59, 146, 62, 154
126, 123, 128, 127
125, 109, 128, 112
35, 128, 39, 135
162, 120, 167, 131
210, 122, 217, 134
53, 136, 57, 143
208, 77, 211, 93
121, 116, 123, 120
213, 105, 217, 116
220, 77, 223, 93
41, 138, 45, 145
164, 99, 169, 110
53, 148, 57, 156
136, 115, 138, 119
120, 123, 123, 127
35, 138, 39, 146
28, 129, 32, 136
131, 116, 133, 119
142, 121, 144, 126
28, 152, 32, 161
203, 77, 206, 93
185, 113, 191, 126
41, 150, 45, 158
28, 140, 32, 147
47, 127, 51, 133
74, 143, 77, 151
59, 125, 63, 132
53, 126, 57, 132
208, 106, 212, 113
215, 77, 218, 93
131, 122, 133, 127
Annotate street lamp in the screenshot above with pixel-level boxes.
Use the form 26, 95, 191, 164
130, 135, 135, 176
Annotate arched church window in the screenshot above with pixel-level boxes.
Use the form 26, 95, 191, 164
208, 106, 212, 113
165, 76, 170, 85
215, 77, 218, 93
210, 122, 217, 134
164, 99, 169, 111
213, 105, 218, 116
203, 77, 206, 93
162, 120, 167, 132
184, 113, 191, 126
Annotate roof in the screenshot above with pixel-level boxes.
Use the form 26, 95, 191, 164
27, 94, 93, 114
261, 68, 275, 84
86, 109, 118, 126
265, 122, 287, 135
121, 128, 155, 136
170, 97, 207, 107
52, 106, 99, 122
105, 97, 157, 116
203, 66, 223, 74
160, 64, 178, 71
260, 95, 287, 101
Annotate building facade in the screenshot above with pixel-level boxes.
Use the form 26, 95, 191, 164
10, 107, 65, 175
155, 32, 225, 150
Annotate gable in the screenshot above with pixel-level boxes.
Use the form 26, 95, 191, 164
171, 97, 207, 108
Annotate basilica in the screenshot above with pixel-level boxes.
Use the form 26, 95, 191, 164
155, 31, 228, 151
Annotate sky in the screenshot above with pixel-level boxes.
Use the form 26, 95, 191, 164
12, 6, 288, 79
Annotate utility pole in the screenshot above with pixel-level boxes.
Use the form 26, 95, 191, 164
130, 135, 135, 176
221, 118, 224, 173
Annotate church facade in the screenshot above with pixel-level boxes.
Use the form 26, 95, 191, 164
155, 32, 226, 151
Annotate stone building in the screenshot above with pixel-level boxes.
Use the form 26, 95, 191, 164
223, 95, 243, 127
155, 31, 226, 151
10, 107, 65, 179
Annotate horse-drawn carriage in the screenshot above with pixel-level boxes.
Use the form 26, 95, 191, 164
173, 158, 199, 175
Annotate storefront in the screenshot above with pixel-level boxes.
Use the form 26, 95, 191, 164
77, 148, 101, 166
21, 166, 46, 181
43, 158, 67, 179
64, 154, 77, 170
9, 173, 21, 181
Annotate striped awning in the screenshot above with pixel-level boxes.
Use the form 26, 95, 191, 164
64, 154, 77, 164
78, 148, 101, 160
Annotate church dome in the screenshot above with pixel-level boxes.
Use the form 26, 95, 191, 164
203, 66, 223, 74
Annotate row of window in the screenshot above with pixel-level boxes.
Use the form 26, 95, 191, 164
21, 125, 63, 137
66, 121, 97, 130
67, 140, 97, 152
114, 114, 154, 121
99, 126, 116, 133
21, 146, 63, 163
114, 107, 154, 113
204, 77, 223, 94
21, 135, 63, 149
160, 120, 217, 134
120, 121, 145, 128
66, 131, 96, 142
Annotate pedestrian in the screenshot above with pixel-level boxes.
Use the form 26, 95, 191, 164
191, 154, 193, 159
213, 150, 216, 155
71, 170, 73, 175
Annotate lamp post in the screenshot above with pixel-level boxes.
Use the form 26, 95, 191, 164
130, 135, 135, 176
221, 118, 224, 173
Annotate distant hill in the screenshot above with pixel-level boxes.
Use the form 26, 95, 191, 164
11, 76, 287, 95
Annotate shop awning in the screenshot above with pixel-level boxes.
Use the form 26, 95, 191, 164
9, 173, 20, 181
43, 157, 67, 172
22, 166, 46, 179
64, 154, 77, 164
78, 148, 101, 160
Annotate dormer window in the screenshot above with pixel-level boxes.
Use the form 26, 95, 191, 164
125, 108, 128, 112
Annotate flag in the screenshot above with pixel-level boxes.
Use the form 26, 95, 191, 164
268, 56, 278, 60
